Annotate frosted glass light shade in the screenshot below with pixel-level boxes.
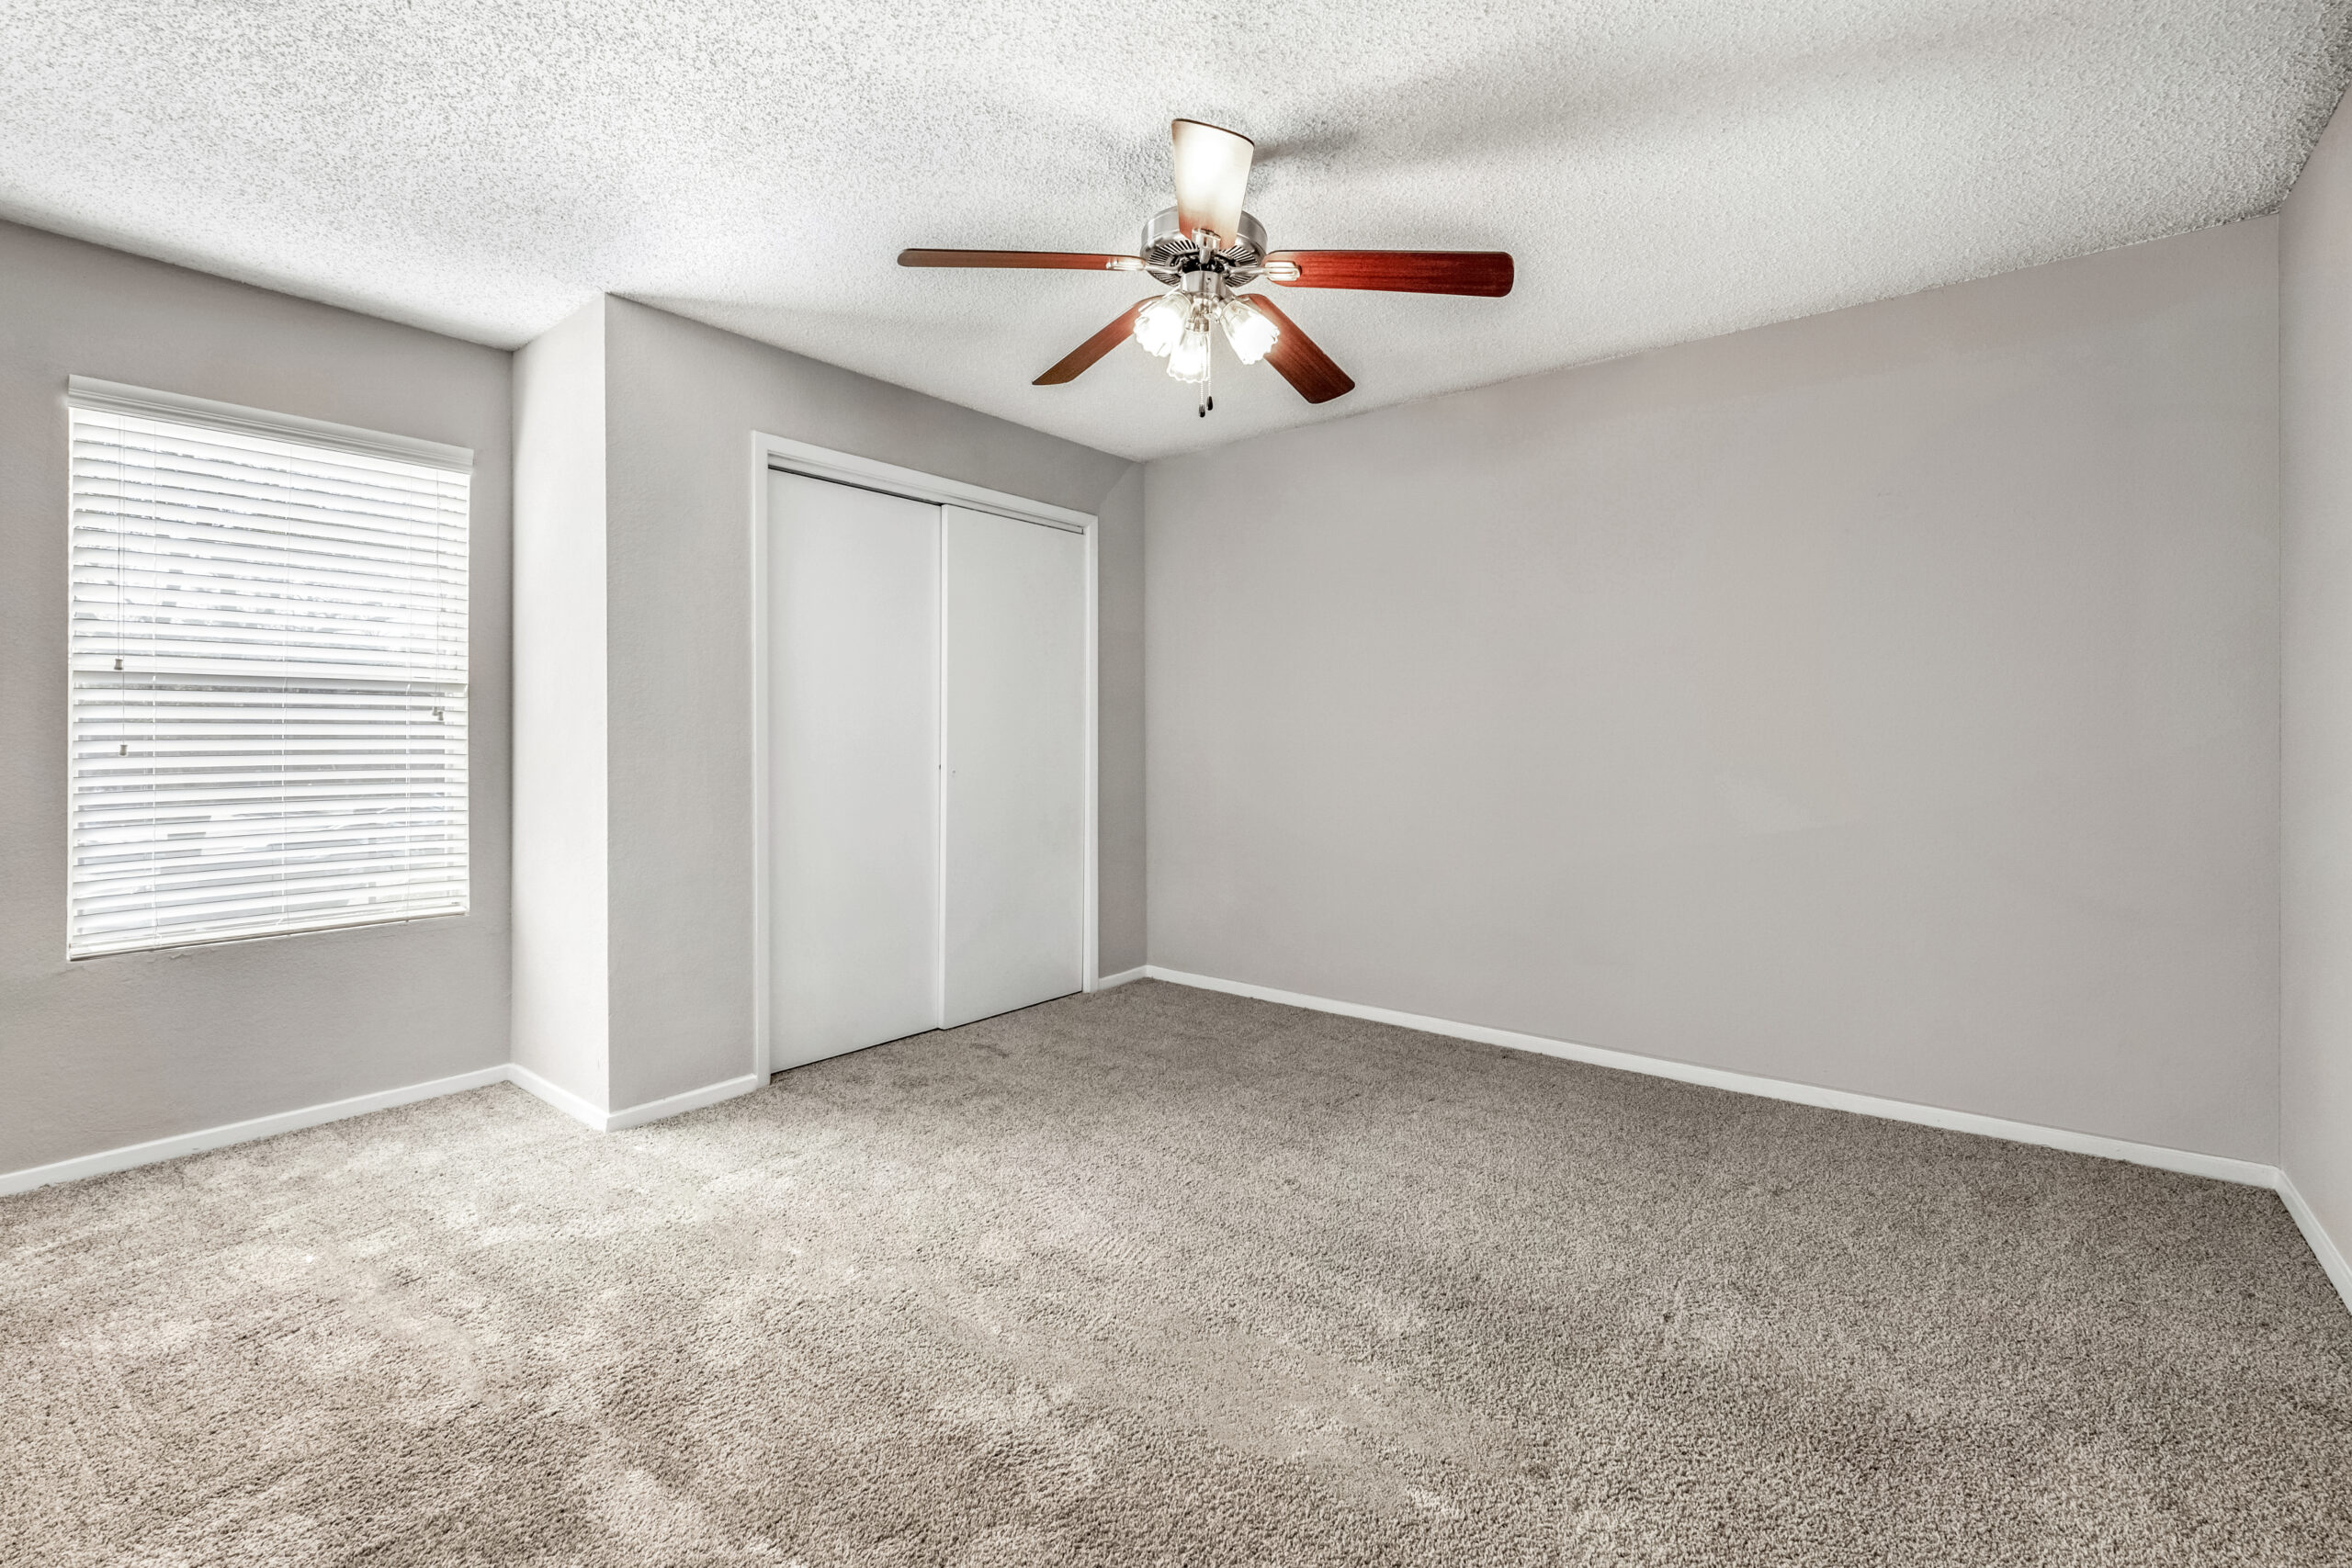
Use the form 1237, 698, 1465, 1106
1134, 292, 1187, 357
1221, 297, 1279, 364
1168, 325, 1213, 384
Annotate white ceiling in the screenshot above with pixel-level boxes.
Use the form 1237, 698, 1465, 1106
5, 1, 2347, 461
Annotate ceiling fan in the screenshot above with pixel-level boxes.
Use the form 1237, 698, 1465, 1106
899, 118, 1513, 417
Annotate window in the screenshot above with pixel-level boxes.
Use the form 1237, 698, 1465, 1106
66, 379, 471, 957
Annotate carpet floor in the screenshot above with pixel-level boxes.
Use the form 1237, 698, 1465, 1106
3, 979, 2348, 1565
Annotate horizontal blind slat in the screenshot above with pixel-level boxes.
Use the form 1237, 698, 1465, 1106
69, 404, 470, 956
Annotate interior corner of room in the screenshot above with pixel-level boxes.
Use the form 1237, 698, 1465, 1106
4, 10, 2352, 1558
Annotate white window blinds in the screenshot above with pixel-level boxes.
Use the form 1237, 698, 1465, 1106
67, 382, 471, 957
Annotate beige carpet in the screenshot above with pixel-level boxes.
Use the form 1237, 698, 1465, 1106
4, 979, 2348, 1565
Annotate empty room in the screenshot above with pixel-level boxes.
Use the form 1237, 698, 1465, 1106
5, 2, 2352, 1562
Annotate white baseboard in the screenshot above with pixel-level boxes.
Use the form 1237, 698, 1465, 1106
604, 1072, 763, 1132
473, 1063, 764, 1134
1140, 966, 2278, 1188
2278, 1171, 2352, 1317
8, 971, 2342, 1325
504, 1061, 610, 1130
0, 1064, 508, 1197
4, 1063, 772, 1195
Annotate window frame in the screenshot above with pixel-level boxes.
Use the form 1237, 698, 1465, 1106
62, 378, 474, 959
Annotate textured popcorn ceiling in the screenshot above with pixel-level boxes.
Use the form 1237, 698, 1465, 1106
4, 2, 2348, 460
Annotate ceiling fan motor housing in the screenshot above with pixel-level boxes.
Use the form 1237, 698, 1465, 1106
1143, 206, 1267, 285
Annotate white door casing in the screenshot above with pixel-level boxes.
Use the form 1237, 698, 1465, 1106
755, 450, 1096, 1077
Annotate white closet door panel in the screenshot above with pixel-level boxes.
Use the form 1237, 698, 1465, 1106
941, 505, 1086, 1027
767, 472, 941, 1067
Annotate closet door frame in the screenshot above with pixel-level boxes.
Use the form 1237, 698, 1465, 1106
747, 432, 1100, 1079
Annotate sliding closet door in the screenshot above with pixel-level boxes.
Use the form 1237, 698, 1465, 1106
940, 505, 1087, 1027
766, 472, 941, 1068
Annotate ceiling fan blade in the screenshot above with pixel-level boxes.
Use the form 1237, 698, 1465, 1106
1245, 297, 1355, 404
1170, 119, 1253, 249
1264, 250, 1515, 297
1035, 299, 1160, 386
899, 249, 1144, 271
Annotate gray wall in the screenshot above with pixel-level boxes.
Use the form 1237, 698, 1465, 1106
1146, 218, 2281, 1162
2283, 98, 2352, 1264
510, 299, 611, 1109
598, 299, 1140, 1109
0, 220, 514, 1173
1095, 464, 1148, 976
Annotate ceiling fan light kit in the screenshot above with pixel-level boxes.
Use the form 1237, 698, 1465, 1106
899, 118, 1514, 419
1132, 260, 1283, 412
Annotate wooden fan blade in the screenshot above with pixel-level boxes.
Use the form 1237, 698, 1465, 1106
1266, 250, 1514, 297
899, 249, 1143, 271
1034, 299, 1160, 386
1245, 296, 1355, 404
1170, 119, 1253, 249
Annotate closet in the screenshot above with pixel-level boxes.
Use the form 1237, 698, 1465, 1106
764, 469, 1087, 1070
